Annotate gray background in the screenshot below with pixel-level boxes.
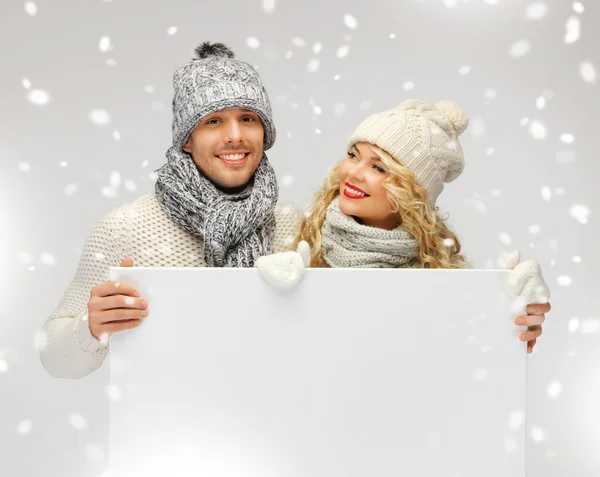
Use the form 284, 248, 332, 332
0, 0, 598, 476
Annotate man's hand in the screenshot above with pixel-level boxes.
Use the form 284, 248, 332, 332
87, 257, 148, 344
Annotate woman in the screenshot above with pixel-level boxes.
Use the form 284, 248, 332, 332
257, 99, 551, 352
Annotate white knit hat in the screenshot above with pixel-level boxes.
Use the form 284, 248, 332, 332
347, 99, 469, 205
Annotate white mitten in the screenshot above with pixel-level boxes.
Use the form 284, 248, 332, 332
505, 250, 551, 306
255, 241, 311, 289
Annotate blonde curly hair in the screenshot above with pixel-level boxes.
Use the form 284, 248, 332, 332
294, 144, 471, 269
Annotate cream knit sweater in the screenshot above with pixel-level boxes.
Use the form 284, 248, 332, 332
40, 193, 301, 379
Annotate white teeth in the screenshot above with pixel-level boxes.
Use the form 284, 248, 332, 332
344, 185, 367, 197
218, 153, 246, 160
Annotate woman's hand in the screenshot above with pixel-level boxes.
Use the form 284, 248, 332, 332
255, 241, 311, 289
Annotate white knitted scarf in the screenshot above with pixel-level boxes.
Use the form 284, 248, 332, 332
321, 197, 419, 268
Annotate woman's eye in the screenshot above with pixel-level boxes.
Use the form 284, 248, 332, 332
347, 152, 357, 160
374, 165, 385, 173
206, 119, 218, 124
241, 116, 255, 122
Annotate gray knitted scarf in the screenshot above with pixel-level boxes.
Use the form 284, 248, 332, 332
321, 197, 420, 268
154, 146, 278, 267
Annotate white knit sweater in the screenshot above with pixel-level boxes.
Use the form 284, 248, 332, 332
40, 193, 301, 379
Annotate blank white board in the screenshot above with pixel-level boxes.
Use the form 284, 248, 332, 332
107, 268, 525, 477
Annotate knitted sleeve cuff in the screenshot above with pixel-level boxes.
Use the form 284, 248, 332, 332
73, 310, 109, 354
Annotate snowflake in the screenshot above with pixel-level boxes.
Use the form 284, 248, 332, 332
547, 381, 562, 399
307, 58, 320, 73
27, 89, 50, 105
336, 46, 350, 58
565, 17, 580, 44
24, 2, 37, 16
343, 14, 358, 29
99, 36, 113, 53
262, 0, 276, 13
531, 425, 546, 443
525, 2, 548, 20
580, 61, 597, 84
246, 37, 260, 49
89, 109, 112, 126
509, 40, 531, 58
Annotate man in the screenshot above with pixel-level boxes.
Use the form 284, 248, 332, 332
39, 42, 301, 379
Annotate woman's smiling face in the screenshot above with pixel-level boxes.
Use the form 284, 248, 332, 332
337, 142, 401, 230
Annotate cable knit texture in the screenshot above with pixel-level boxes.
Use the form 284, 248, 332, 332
347, 99, 468, 206
40, 193, 300, 379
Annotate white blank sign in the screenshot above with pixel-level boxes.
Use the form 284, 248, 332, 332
107, 268, 525, 477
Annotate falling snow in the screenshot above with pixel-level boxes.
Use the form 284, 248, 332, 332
525, 2, 548, 20
17, 420, 33, 435
291, 37, 306, 47
531, 425, 547, 443
560, 133, 575, 144
89, 109, 111, 126
469, 117, 485, 138
473, 369, 489, 381
509, 40, 531, 58
344, 14, 358, 29
568, 317, 579, 333
541, 186, 552, 201
109, 171, 121, 188
565, 17, 581, 44
40, 253, 57, 266
262, 0, 276, 13
27, 89, 50, 105
403, 81, 415, 91
547, 381, 562, 399
105, 385, 122, 401
24, 2, 37, 15
68, 413, 88, 430
529, 120, 547, 140
458, 65, 471, 75
307, 58, 320, 73
167, 26, 178, 35
536, 96, 546, 109
99, 36, 113, 53
580, 61, 597, 83
557, 275, 572, 286
484, 89, 497, 100
569, 204, 590, 224
246, 37, 260, 49
336, 46, 350, 58
582, 319, 600, 334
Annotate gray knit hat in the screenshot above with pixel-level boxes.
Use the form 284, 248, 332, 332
171, 42, 276, 151
347, 99, 469, 206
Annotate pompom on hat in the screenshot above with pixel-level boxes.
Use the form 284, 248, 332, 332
347, 99, 469, 205
171, 42, 276, 151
